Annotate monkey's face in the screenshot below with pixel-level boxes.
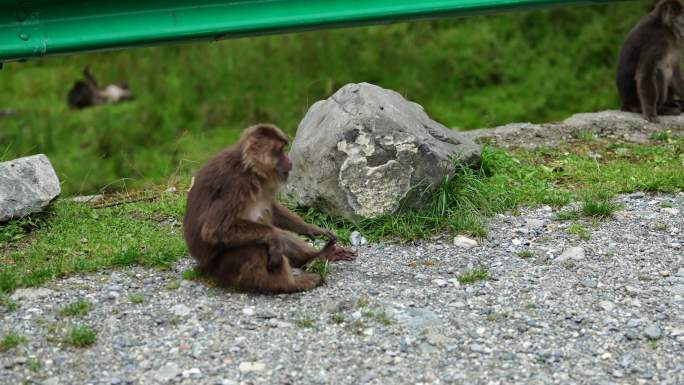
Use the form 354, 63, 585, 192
273, 142, 292, 181
662, 0, 684, 35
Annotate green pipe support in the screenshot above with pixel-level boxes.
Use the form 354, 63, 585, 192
0, 0, 624, 63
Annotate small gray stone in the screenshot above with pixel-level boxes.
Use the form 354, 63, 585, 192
42, 377, 60, 385
626, 318, 641, 328
599, 301, 615, 312
643, 324, 662, 340
525, 218, 545, 230
350, 231, 368, 246
170, 304, 191, 317
469, 344, 492, 354
154, 363, 180, 383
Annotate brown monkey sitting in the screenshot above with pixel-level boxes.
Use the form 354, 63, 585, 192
67, 66, 132, 109
183, 124, 356, 293
616, 0, 684, 122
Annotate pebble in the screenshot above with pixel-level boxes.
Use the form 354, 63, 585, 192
350, 231, 368, 246
556, 246, 585, 262
239, 362, 266, 373
453, 235, 478, 249
170, 304, 191, 317
643, 324, 662, 340
154, 362, 180, 382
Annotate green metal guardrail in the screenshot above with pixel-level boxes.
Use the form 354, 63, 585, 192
1, 0, 623, 63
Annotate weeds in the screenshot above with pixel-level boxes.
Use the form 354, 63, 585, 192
304, 259, 330, 281
66, 325, 97, 347
60, 299, 91, 317
0, 331, 26, 351
568, 223, 591, 240
457, 267, 490, 284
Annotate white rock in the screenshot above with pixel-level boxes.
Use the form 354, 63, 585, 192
0, 154, 61, 221
242, 306, 255, 316
350, 231, 368, 246
42, 377, 60, 385
453, 235, 478, 249
238, 362, 266, 373
662, 207, 680, 216
10, 287, 53, 301
556, 246, 585, 262
432, 279, 448, 287
511, 238, 523, 246
599, 301, 615, 311
182, 368, 201, 378
154, 363, 180, 383
170, 304, 191, 317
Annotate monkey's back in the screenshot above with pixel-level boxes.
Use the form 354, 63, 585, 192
616, 13, 668, 106
183, 147, 241, 266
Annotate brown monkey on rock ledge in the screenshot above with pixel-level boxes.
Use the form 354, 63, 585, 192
616, 0, 684, 122
183, 124, 356, 293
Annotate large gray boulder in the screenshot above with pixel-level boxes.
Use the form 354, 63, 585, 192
283, 83, 481, 218
0, 154, 61, 222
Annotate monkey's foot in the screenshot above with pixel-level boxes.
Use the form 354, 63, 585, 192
295, 273, 324, 290
320, 245, 357, 262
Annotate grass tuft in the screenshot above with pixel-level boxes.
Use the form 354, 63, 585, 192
331, 313, 345, 324
457, 267, 490, 284
581, 197, 621, 218
0, 294, 19, 312
60, 299, 91, 317
129, 294, 145, 304
295, 316, 314, 328
66, 325, 97, 347
517, 250, 534, 259
304, 259, 330, 281
0, 331, 26, 352
568, 223, 591, 240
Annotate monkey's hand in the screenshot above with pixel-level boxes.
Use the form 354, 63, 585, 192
266, 238, 286, 272
304, 227, 337, 243
318, 240, 357, 262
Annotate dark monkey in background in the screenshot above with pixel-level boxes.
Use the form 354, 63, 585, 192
617, 0, 684, 122
183, 124, 356, 293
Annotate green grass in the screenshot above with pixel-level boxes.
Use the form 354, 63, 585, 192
295, 316, 315, 328
0, 331, 26, 352
356, 297, 369, 308
129, 294, 145, 304
181, 268, 204, 281
304, 259, 330, 281
0, 1, 658, 195
457, 267, 490, 284
568, 223, 591, 240
60, 299, 91, 317
0, 192, 186, 294
377, 311, 392, 326
581, 197, 621, 218
28, 358, 42, 372
517, 250, 534, 259
0, 294, 19, 312
66, 325, 97, 347
331, 313, 345, 324
164, 281, 181, 291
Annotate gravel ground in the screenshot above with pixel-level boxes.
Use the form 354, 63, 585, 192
463, 110, 684, 149
1, 192, 683, 385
